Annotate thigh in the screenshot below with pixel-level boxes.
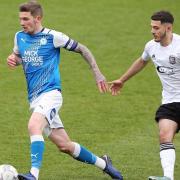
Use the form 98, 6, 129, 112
28, 112, 48, 135
155, 102, 180, 131
158, 118, 178, 143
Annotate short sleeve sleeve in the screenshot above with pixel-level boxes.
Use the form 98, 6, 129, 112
141, 41, 152, 61
13, 33, 20, 55
52, 30, 78, 51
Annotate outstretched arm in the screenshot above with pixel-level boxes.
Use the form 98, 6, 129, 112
73, 43, 108, 93
109, 57, 148, 95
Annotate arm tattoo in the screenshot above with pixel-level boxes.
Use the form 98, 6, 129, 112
74, 43, 105, 83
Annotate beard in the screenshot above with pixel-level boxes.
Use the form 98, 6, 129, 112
154, 31, 166, 42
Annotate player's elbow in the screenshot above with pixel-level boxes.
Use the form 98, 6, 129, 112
76, 43, 88, 55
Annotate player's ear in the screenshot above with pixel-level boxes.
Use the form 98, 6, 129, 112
166, 23, 172, 31
35, 15, 42, 23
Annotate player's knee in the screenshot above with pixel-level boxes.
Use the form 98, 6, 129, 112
28, 122, 42, 135
57, 142, 71, 154
28, 123, 34, 133
159, 130, 173, 143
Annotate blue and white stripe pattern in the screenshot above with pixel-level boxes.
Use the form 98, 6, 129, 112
13, 28, 78, 102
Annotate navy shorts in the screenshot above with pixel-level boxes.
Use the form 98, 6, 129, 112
155, 102, 180, 131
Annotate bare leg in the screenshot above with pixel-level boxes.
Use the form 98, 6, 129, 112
48, 128, 123, 179
158, 119, 178, 180
49, 128, 75, 154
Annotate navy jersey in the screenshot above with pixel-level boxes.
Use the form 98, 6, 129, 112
13, 28, 78, 102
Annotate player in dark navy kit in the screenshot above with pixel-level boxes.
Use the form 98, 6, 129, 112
7, 1, 123, 180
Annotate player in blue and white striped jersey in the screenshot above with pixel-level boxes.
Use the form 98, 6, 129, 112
7, 1, 123, 180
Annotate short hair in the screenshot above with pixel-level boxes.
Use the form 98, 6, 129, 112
151, 11, 174, 24
19, 1, 43, 17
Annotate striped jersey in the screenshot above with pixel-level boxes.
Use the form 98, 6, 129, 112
13, 28, 78, 102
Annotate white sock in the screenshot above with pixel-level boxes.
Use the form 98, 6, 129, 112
30, 167, 39, 180
30, 135, 44, 143
72, 142, 81, 158
95, 157, 106, 170
160, 149, 175, 180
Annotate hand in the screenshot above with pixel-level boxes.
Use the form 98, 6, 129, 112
108, 79, 124, 96
97, 80, 109, 93
7, 54, 21, 68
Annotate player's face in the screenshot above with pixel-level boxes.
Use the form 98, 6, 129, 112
151, 20, 167, 42
19, 12, 40, 34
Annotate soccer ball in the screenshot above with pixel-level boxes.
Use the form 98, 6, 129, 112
0, 165, 18, 180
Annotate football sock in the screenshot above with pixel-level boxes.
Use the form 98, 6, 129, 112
95, 157, 106, 170
30, 135, 45, 180
72, 142, 106, 169
30, 167, 39, 180
160, 143, 175, 180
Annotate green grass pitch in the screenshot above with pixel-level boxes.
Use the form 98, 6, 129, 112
0, 0, 180, 179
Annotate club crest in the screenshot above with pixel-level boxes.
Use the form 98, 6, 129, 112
169, 55, 176, 64
40, 38, 47, 45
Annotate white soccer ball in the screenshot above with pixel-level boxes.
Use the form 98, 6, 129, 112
0, 165, 18, 180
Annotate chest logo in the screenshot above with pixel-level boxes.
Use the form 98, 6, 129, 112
21, 38, 26, 43
157, 66, 174, 75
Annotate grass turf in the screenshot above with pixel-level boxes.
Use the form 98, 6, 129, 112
0, 0, 180, 179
